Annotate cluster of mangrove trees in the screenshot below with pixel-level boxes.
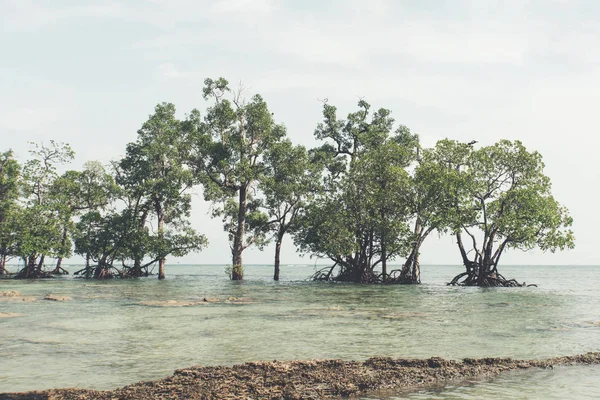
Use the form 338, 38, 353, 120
0, 78, 575, 286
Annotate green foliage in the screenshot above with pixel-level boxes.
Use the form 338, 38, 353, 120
113, 102, 206, 278
0, 89, 575, 285
0, 150, 20, 213
14, 141, 75, 277
0, 150, 21, 272
188, 77, 286, 278
450, 140, 574, 286
261, 140, 325, 278
295, 100, 418, 282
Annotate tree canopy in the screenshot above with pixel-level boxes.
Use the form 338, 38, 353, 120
448, 140, 575, 286
0, 81, 575, 286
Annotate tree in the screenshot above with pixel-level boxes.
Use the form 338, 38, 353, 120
51, 161, 116, 274
74, 210, 130, 279
188, 78, 286, 280
391, 139, 471, 284
448, 140, 575, 286
0, 150, 21, 275
295, 100, 415, 283
262, 140, 323, 280
117, 103, 205, 279
15, 141, 74, 279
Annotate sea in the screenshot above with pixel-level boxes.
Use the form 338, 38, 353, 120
1, 263, 599, 399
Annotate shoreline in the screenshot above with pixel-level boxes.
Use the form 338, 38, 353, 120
2, 353, 599, 400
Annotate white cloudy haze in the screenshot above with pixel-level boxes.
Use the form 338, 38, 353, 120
1, 0, 598, 266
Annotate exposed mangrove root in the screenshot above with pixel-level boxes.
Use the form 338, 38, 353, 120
73, 264, 157, 279
386, 267, 420, 284
13, 270, 54, 280
3, 352, 599, 400
448, 269, 537, 287
311, 263, 416, 284
310, 265, 337, 281
73, 265, 124, 279
49, 266, 69, 275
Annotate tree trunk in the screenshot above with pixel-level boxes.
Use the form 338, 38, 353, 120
399, 247, 418, 283
17, 255, 37, 279
94, 256, 111, 279
450, 232, 517, 286
0, 250, 6, 275
26, 256, 36, 278
231, 185, 247, 281
52, 257, 69, 275
411, 250, 420, 284
158, 258, 166, 280
35, 254, 45, 275
381, 241, 387, 282
158, 215, 166, 280
131, 257, 142, 277
131, 206, 149, 278
52, 226, 69, 274
273, 230, 284, 281
398, 218, 422, 284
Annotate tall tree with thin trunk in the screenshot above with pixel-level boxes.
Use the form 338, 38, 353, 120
50, 161, 116, 274
15, 141, 74, 279
262, 140, 324, 280
118, 103, 202, 279
394, 139, 471, 284
295, 100, 415, 283
187, 78, 286, 280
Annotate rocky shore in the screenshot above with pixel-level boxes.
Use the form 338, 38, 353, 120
2, 353, 599, 400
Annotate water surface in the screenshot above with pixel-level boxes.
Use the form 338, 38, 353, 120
1, 264, 599, 398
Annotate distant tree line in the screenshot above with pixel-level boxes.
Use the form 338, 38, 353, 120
0, 78, 574, 286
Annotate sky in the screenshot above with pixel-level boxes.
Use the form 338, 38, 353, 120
1, 0, 598, 266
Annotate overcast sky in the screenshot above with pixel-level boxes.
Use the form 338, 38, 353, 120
1, 0, 598, 266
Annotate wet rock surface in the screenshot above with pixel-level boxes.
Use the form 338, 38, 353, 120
0, 291, 21, 297
43, 294, 72, 302
2, 353, 599, 400
0, 291, 37, 302
138, 300, 203, 307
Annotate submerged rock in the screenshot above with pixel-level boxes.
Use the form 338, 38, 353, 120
202, 297, 220, 303
0, 312, 23, 318
138, 300, 202, 307
0, 291, 21, 297
224, 296, 255, 304
44, 294, 72, 301
0, 291, 37, 302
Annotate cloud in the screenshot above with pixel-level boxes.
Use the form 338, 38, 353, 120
158, 63, 194, 80
0, 106, 71, 132
2, 0, 599, 264
209, 0, 274, 17
0, 0, 124, 32
0, 74, 76, 132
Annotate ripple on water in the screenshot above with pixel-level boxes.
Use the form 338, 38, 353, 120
1, 264, 599, 396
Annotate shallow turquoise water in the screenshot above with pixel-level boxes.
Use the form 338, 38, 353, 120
1, 264, 599, 398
